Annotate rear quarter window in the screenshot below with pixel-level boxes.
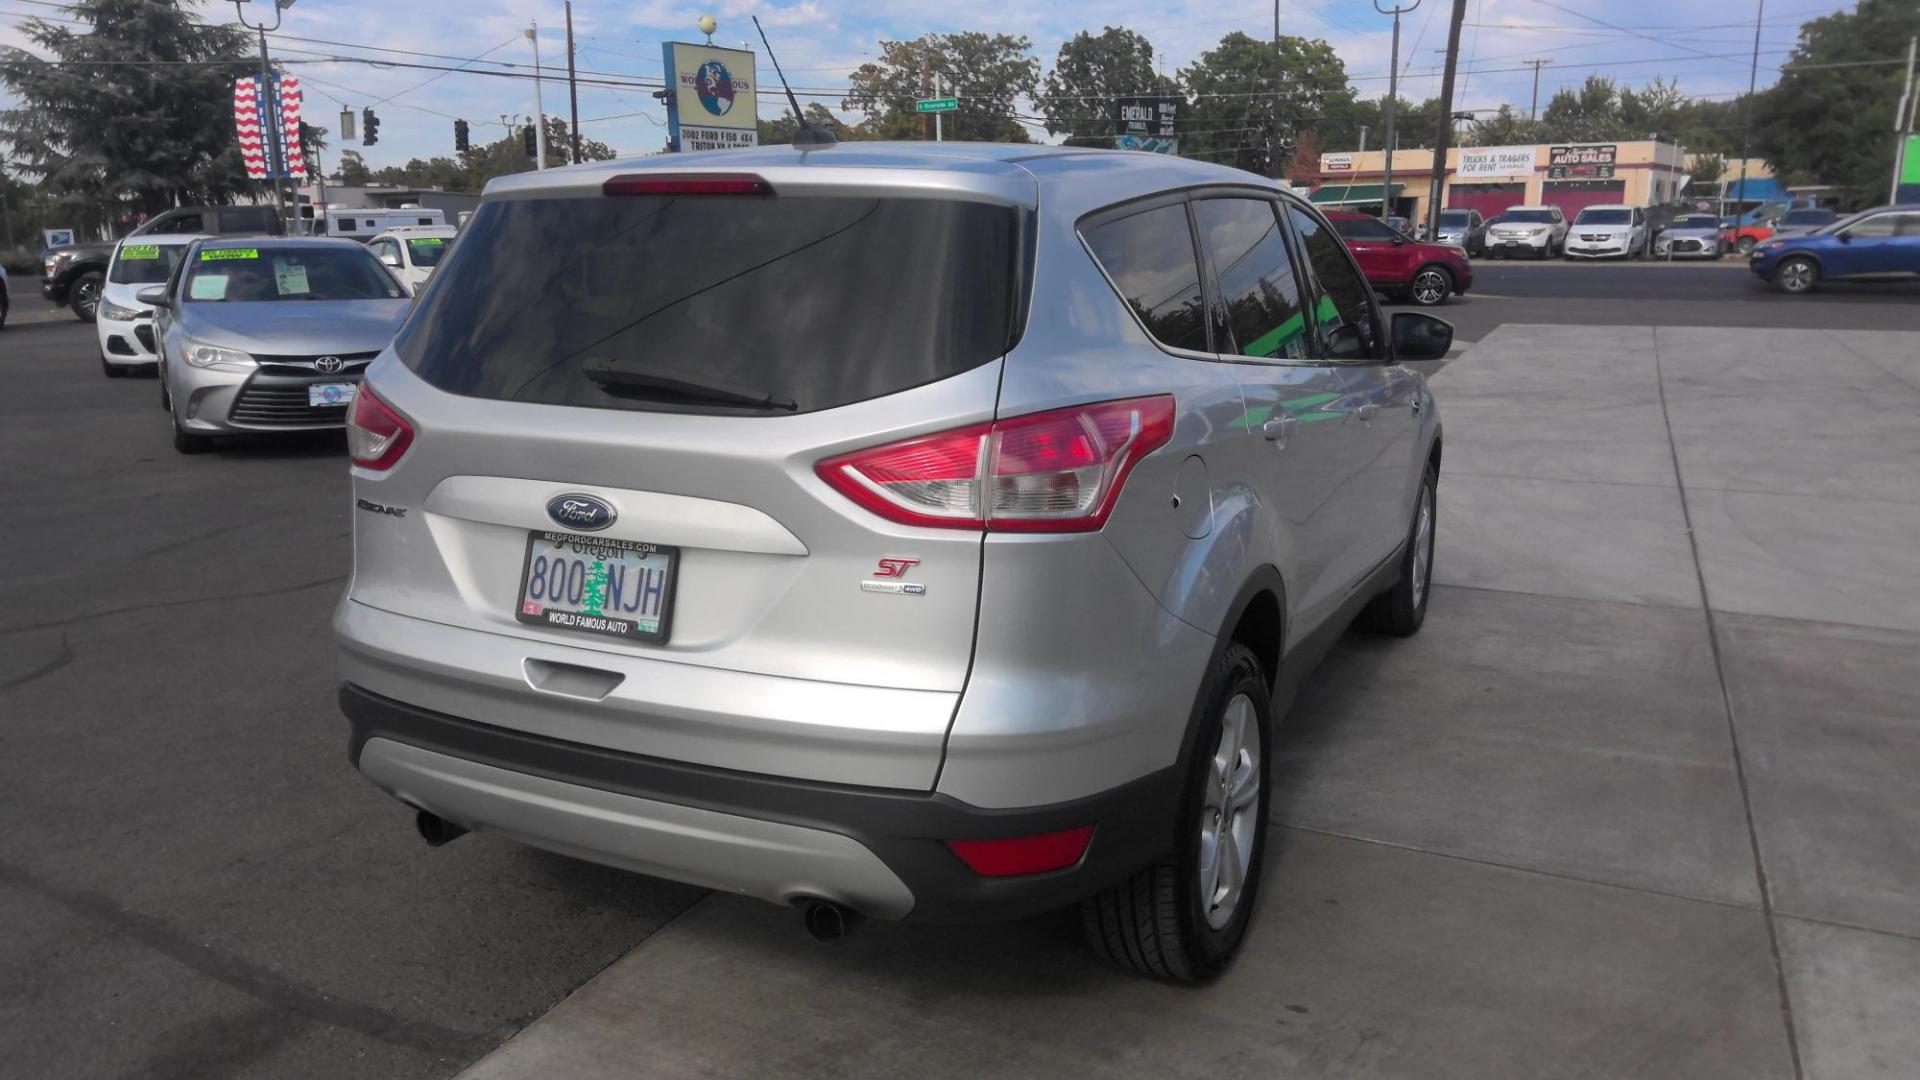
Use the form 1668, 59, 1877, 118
395, 194, 1023, 416
1081, 202, 1209, 354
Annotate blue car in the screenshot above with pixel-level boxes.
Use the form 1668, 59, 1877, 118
1749, 205, 1920, 294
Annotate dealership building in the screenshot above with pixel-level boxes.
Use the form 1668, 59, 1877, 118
1307, 140, 1690, 221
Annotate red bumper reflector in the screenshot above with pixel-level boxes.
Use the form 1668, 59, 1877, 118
602, 173, 774, 197
946, 826, 1095, 877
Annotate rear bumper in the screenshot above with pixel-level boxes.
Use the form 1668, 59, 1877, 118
342, 682, 1181, 923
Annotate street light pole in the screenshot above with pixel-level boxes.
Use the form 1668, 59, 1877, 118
1731, 0, 1765, 220
528, 24, 548, 170
233, 0, 295, 228
1375, 0, 1420, 222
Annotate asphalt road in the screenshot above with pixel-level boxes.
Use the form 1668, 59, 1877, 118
1386, 259, 1920, 341
3, 262, 1918, 1080
0, 319, 705, 1080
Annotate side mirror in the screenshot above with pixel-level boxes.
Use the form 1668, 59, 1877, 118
1836, 232, 1853, 244
1390, 235, 1407, 246
1392, 311, 1453, 361
136, 286, 170, 309
377, 251, 401, 268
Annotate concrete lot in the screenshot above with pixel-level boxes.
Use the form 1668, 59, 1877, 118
459, 323, 1920, 1080
2, 267, 1915, 1079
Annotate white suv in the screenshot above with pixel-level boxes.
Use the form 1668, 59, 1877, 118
1487, 204, 1569, 259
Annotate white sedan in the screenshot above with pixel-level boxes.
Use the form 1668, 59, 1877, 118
97, 234, 203, 378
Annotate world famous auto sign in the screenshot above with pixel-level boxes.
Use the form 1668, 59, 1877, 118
663, 42, 759, 151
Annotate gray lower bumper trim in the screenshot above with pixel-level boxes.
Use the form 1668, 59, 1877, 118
359, 738, 916, 919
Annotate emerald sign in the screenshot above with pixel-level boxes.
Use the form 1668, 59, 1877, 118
915, 98, 958, 113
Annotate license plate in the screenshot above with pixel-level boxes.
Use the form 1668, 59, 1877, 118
516, 531, 677, 643
308, 382, 357, 407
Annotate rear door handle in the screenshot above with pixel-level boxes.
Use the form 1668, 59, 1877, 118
1261, 415, 1297, 444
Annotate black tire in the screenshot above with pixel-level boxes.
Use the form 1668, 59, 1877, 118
1737, 236, 1757, 256
69, 271, 104, 323
102, 351, 127, 378
1081, 641, 1273, 984
159, 366, 172, 411
1356, 464, 1437, 637
0, 295, 10, 330
1773, 256, 1819, 295
1408, 265, 1452, 307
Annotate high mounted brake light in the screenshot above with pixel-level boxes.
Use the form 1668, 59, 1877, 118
602, 174, 775, 198
816, 396, 1176, 534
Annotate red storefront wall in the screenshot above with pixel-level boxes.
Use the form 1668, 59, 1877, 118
1540, 180, 1627, 218
1447, 182, 1527, 218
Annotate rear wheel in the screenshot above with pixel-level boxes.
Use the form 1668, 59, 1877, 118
1408, 265, 1452, 306
1357, 465, 1437, 636
69, 271, 104, 323
1081, 642, 1272, 984
1774, 256, 1820, 295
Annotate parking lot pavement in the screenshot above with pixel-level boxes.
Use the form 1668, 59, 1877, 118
456, 322, 1919, 1080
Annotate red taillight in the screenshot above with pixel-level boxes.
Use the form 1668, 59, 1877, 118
347, 387, 414, 470
602, 173, 774, 197
815, 396, 1174, 533
947, 826, 1095, 877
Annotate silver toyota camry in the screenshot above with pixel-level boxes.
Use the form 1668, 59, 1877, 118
145, 237, 411, 454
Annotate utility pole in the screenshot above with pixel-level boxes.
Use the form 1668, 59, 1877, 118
1375, 0, 1420, 221
527, 23, 548, 170
921, 53, 933, 141
1523, 59, 1550, 120
1731, 0, 1765, 217
1892, 36, 1917, 205
935, 73, 944, 142
565, 2, 581, 164
1425, 0, 1468, 241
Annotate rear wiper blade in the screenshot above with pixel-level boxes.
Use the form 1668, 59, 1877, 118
581, 359, 798, 412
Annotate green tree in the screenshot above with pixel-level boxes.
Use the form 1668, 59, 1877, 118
335, 149, 374, 185
1686, 152, 1727, 194
1039, 27, 1173, 147
758, 102, 849, 145
1750, 0, 1920, 205
1180, 31, 1354, 176
1538, 75, 1624, 142
1466, 104, 1540, 147
845, 33, 1040, 143
0, 0, 254, 236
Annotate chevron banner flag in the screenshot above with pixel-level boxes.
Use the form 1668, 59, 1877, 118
233, 75, 305, 180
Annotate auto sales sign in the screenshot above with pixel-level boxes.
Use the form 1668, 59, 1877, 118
1548, 144, 1617, 180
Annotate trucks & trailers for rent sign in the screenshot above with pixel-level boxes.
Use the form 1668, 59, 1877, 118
1458, 145, 1536, 178
1548, 144, 1616, 180
663, 41, 759, 152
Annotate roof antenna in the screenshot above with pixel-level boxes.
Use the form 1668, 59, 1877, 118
752, 14, 834, 149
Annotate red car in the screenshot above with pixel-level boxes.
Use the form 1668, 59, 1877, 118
1323, 211, 1474, 306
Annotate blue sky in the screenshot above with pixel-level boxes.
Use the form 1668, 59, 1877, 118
0, 0, 1860, 169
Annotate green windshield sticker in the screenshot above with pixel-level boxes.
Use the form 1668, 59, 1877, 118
200, 248, 258, 261
122, 244, 161, 261
406, 237, 445, 249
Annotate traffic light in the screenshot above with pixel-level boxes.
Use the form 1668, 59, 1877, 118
362, 107, 380, 146
522, 123, 536, 158
454, 119, 469, 153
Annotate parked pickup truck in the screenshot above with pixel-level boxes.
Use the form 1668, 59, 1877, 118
41, 205, 283, 323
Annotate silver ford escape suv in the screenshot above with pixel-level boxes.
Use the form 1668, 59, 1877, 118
336, 142, 1450, 982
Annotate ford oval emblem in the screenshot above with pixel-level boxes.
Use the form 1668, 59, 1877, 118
546, 493, 616, 532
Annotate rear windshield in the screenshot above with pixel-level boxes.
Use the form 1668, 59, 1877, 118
183, 246, 405, 302
394, 194, 1022, 416
1575, 209, 1631, 225
111, 243, 187, 284
1438, 211, 1472, 226
405, 236, 450, 266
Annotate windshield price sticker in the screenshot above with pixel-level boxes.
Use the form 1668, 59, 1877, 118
122, 244, 161, 261
407, 237, 445, 251
200, 248, 258, 261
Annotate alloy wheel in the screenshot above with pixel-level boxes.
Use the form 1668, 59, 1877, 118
1779, 259, 1816, 294
1198, 693, 1261, 930
1411, 269, 1448, 306
1411, 482, 1434, 608
72, 276, 101, 320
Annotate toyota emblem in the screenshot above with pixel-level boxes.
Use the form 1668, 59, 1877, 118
315, 355, 344, 373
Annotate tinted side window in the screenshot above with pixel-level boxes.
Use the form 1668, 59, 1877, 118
1084, 202, 1208, 353
1194, 198, 1308, 360
1332, 217, 1396, 240
1848, 215, 1898, 238
1897, 214, 1920, 238
1287, 206, 1385, 362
